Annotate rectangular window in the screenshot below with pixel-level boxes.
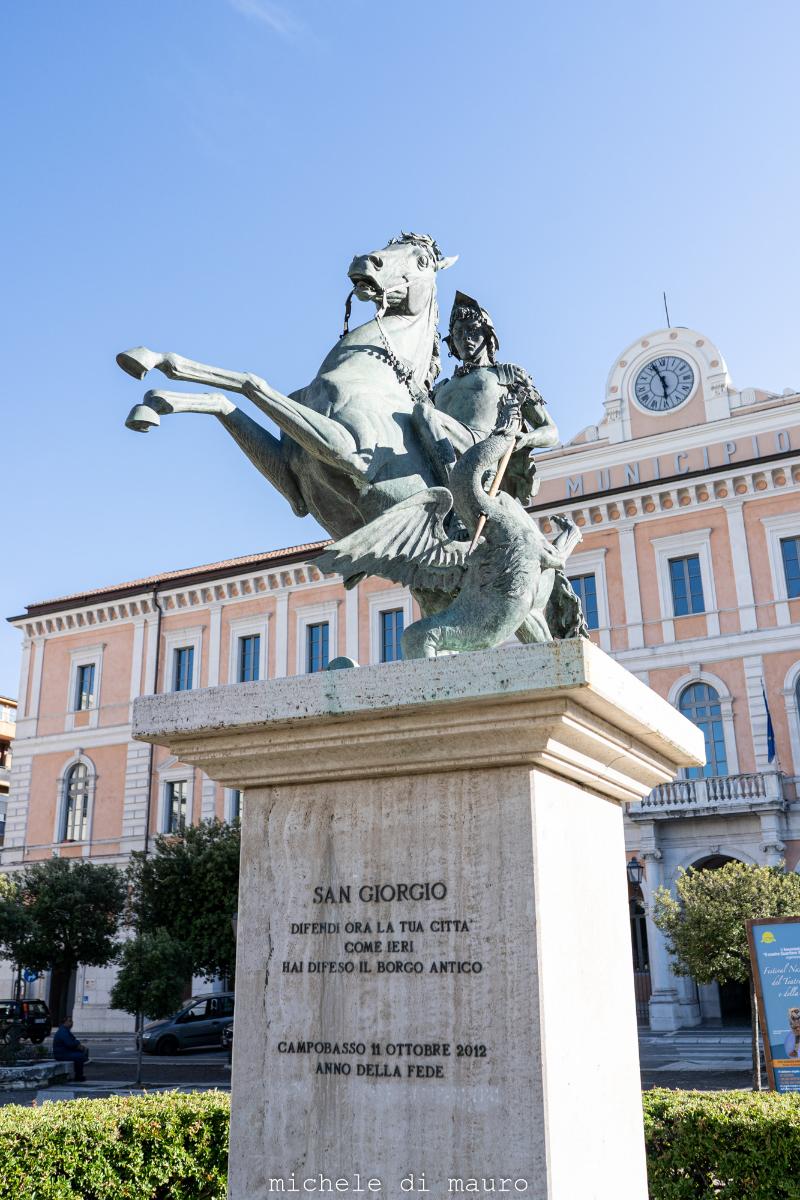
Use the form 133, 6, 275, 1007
74, 663, 96, 711
229, 789, 243, 822
668, 555, 705, 616
780, 536, 800, 599
380, 609, 405, 662
165, 780, 187, 834
306, 622, 329, 673
567, 574, 599, 630
173, 646, 194, 692
238, 634, 260, 682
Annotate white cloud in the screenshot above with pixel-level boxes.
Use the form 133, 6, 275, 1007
227, 0, 305, 38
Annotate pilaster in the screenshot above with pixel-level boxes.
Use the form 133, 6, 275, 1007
617, 523, 644, 649
724, 501, 758, 632
274, 593, 289, 678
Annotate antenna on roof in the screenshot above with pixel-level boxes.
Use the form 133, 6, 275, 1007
663, 291, 671, 328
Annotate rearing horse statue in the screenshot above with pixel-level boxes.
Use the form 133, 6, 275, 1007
118, 233, 458, 543
118, 231, 584, 643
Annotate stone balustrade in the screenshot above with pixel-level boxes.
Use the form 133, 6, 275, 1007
629, 770, 787, 817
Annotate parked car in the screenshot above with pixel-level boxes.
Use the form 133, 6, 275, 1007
138, 992, 234, 1055
222, 1021, 233, 1066
0, 998, 52, 1044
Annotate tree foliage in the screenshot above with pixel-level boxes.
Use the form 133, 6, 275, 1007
128, 820, 240, 983
110, 930, 194, 1021
0, 858, 126, 1020
0, 874, 28, 953
654, 860, 800, 1089
653, 861, 800, 985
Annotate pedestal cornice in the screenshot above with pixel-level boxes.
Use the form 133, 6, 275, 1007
132, 640, 704, 805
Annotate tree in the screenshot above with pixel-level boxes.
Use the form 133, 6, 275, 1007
653, 861, 800, 1090
128, 819, 240, 984
0, 858, 126, 1021
0, 874, 27, 968
110, 930, 194, 1021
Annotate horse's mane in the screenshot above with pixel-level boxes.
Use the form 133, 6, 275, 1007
388, 231, 445, 264
386, 232, 445, 390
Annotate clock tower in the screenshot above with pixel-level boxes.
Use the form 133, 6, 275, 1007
600, 327, 732, 444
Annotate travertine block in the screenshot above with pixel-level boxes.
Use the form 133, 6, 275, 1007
133, 641, 703, 1200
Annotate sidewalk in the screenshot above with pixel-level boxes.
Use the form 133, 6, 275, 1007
639, 1026, 760, 1090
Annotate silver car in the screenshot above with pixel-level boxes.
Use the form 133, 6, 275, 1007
139, 992, 234, 1055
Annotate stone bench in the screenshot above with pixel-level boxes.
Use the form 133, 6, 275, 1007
0, 1059, 71, 1090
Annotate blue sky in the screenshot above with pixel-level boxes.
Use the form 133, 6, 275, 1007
3, 0, 800, 695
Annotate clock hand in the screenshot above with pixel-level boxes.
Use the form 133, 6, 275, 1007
652, 364, 669, 400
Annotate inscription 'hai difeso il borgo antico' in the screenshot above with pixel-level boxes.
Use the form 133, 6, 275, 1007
279, 882, 485, 1080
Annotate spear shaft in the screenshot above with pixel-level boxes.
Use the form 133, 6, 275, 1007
467, 439, 516, 555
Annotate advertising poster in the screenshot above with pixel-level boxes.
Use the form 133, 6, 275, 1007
747, 917, 800, 1092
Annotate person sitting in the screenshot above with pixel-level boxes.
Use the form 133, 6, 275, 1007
52, 1015, 90, 1082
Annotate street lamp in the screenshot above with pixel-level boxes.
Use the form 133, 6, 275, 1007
626, 856, 644, 886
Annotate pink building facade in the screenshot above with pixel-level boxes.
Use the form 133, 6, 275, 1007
3, 324, 800, 1031
0, 696, 15, 838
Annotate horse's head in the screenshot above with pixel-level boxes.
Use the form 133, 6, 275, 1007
348, 232, 457, 316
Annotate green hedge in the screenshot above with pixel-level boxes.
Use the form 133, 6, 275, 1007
2, 1088, 800, 1199
644, 1088, 800, 1199
0, 1090, 229, 1199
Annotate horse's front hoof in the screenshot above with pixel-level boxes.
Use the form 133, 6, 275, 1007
116, 347, 161, 380
125, 403, 161, 432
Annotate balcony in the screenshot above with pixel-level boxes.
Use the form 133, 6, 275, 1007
628, 770, 788, 818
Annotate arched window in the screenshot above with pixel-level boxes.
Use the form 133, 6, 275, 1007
795, 676, 800, 728
678, 683, 729, 779
62, 763, 90, 842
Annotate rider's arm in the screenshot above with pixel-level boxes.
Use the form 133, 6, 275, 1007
519, 401, 559, 449
516, 375, 559, 450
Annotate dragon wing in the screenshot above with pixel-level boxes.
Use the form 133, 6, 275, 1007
315, 487, 469, 594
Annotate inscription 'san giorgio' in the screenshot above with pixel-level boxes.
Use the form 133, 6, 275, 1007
313, 882, 448, 904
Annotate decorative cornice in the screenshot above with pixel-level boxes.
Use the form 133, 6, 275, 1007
131, 641, 705, 806
9, 559, 333, 641
532, 457, 800, 538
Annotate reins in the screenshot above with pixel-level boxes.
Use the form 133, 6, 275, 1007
341, 286, 430, 404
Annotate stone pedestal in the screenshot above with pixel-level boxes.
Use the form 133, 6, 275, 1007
133, 640, 703, 1200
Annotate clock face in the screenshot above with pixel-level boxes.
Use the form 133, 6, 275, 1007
634, 355, 695, 412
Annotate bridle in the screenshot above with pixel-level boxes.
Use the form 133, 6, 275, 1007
341, 285, 431, 404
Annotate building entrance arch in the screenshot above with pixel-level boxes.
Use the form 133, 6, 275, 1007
690, 853, 751, 1025
693, 853, 738, 870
